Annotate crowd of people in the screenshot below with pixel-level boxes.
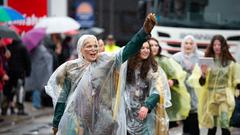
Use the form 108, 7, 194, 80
45, 13, 240, 135
0, 12, 239, 135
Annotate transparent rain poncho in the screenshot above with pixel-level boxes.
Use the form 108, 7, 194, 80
172, 35, 203, 113
121, 61, 171, 135
156, 56, 190, 121
45, 30, 171, 134
45, 34, 126, 135
188, 61, 240, 128
57, 52, 124, 135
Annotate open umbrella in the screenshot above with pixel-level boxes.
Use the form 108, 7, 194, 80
0, 6, 25, 22
35, 16, 80, 34
22, 28, 46, 52
0, 25, 20, 40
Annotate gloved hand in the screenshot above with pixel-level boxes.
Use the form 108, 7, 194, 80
143, 13, 157, 34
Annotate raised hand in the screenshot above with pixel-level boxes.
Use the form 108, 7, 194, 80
143, 13, 156, 34
52, 127, 58, 135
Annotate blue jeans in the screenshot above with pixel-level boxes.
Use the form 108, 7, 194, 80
32, 90, 41, 109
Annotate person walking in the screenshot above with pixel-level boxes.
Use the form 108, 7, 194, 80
124, 39, 171, 135
149, 37, 190, 128
172, 35, 203, 135
197, 35, 240, 135
2, 40, 31, 115
45, 13, 156, 135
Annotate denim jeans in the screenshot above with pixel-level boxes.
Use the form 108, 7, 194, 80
32, 90, 41, 109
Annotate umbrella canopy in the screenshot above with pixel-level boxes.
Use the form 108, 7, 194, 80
0, 25, 20, 40
35, 16, 80, 34
22, 28, 46, 52
0, 6, 25, 22
72, 27, 104, 45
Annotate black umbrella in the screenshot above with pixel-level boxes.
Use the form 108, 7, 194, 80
0, 25, 20, 40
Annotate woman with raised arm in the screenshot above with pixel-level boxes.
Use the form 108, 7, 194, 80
45, 13, 156, 135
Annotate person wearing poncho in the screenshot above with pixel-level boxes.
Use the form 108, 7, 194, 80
123, 40, 171, 135
45, 13, 156, 135
188, 35, 240, 135
172, 35, 203, 135
149, 37, 190, 127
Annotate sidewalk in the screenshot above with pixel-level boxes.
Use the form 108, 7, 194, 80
0, 102, 53, 129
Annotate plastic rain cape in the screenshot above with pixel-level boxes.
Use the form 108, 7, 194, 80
46, 48, 126, 135
156, 56, 190, 121
187, 61, 240, 128
46, 47, 171, 135
121, 61, 171, 135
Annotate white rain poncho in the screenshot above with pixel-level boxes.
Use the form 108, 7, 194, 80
119, 61, 171, 135
172, 35, 203, 112
45, 29, 149, 135
46, 35, 125, 135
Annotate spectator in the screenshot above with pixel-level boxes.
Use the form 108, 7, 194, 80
104, 34, 120, 53
98, 39, 105, 53
2, 40, 31, 115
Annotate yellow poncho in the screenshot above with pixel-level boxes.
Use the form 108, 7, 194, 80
188, 61, 240, 128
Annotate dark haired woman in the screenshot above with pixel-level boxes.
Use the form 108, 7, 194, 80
196, 35, 240, 135
124, 40, 171, 135
149, 37, 191, 129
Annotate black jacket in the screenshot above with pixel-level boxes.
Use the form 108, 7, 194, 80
7, 40, 31, 78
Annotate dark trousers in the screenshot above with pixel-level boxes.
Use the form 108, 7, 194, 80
208, 127, 230, 135
183, 113, 200, 135
2, 77, 25, 114
169, 121, 179, 128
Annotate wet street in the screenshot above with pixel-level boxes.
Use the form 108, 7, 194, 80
0, 101, 238, 135
0, 115, 52, 135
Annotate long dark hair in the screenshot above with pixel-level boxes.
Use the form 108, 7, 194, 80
127, 42, 158, 84
205, 34, 235, 66
148, 37, 162, 57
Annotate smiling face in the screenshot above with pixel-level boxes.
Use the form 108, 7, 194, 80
149, 39, 159, 56
213, 39, 221, 57
139, 42, 150, 60
183, 38, 194, 54
81, 37, 99, 62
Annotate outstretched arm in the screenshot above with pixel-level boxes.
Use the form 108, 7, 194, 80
122, 13, 156, 62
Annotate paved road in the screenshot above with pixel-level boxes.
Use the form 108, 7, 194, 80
0, 90, 238, 135
0, 114, 52, 135
169, 124, 240, 135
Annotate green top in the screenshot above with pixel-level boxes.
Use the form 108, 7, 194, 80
143, 94, 160, 112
